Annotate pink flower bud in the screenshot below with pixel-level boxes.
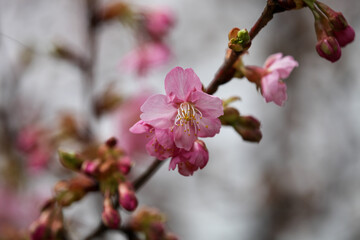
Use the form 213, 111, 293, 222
117, 156, 132, 175
144, 7, 175, 39
333, 26, 355, 47
102, 198, 121, 229
118, 182, 138, 211
81, 159, 100, 176
29, 211, 52, 240
315, 1, 355, 47
316, 36, 341, 62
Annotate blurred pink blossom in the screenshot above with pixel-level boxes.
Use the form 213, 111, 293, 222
116, 93, 152, 158
143, 7, 175, 39
120, 42, 171, 76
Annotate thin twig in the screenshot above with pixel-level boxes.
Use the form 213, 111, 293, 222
133, 159, 165, 191
205, 0, 286, 95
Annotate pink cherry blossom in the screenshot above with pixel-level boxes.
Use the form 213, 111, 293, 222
169, 140, 209, 176
261, 53, 298, 106
120, 42, 171, 76
143, 7, 175, 39
139, 67, 223, 151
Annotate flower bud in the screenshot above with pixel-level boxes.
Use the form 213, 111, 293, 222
58, 151, 83, 171
277, 0, 304, 10
315, 1, 355, 47
228, 28, 251, 52
219, 107, 241, 126
316, 36, 341, 62
234, 116, 262, 143
118, 156, 132, 175
106, 137, 118, 148
102, 198, 121, 229
81, 159, 101, 176
118, 182, 138, 211
29, 215, 51, 240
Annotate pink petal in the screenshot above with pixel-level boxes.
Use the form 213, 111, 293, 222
155, 128, 174, 149
261, 72, 287, 106
267, 55, 299, 79
140, 94, 177, 129
189, 91, 224, 118
173, 125, 197, 151
197, 117, 221, 138
264, 53, 283, 69
165, 67, 202, 102
145, 137, 173, 160
129, 120, 153, 134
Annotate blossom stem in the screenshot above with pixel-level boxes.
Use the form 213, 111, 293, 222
133, 159, 165, 191
206, 0, 288, 95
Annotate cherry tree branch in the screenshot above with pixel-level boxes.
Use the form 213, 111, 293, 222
205, 0, 288, 95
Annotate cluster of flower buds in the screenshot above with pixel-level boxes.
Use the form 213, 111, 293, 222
305, 0, 355, 62
130, 67, 223, 176
58, 137, 138, 227
29, 201, 67, 240
129, 207, 178, 240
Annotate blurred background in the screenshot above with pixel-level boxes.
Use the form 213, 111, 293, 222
0, 0, 359, 239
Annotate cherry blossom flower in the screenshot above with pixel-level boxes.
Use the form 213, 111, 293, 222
143, 7, 175, 40
120, 42, 171, 76
169, 140, 209, 176
139, 67, 223, 151
261, 53, 298, 106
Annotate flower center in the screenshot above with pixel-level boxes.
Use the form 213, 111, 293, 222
174, 102, 202, 136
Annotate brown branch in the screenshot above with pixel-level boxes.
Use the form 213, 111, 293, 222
133, 159, 165, 191
205, 0, 287, 95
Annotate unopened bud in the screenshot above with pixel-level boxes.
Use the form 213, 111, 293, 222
102, 198, 121, 229
219, 107, 241, 126
228, 28, 251, 52
316, 36, 341, 62
106, 137, 118, 148
234, 116, 262, 143
118, 182, 138, 211
277, 0, 304, 10
81, 159, 101, 176
315, 1, 355, 47
118, 156, 132, 175
99, 160, 118, 177
58, 151, 83, 171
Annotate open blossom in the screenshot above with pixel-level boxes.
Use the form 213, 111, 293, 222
245, 53, 298, 106
169, 140, 209, 176
139, 67, 223, 150
120, 42, 171, 76
261, 53, 298, 106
